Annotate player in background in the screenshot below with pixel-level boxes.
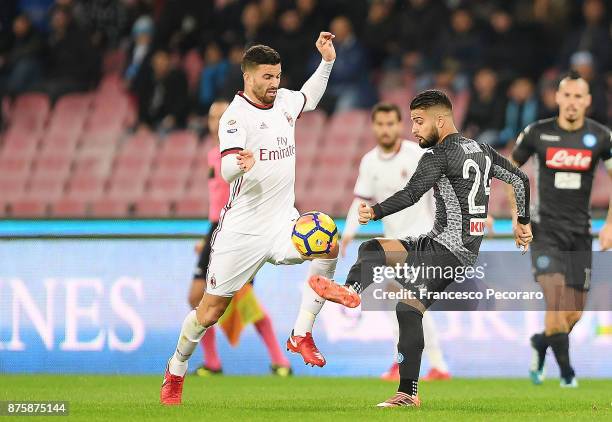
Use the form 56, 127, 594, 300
188, 100, 291, 377
341, 102, 451, 382
161, 33, 337, 405
510, 71, 612, 388
310, 90, 532, 407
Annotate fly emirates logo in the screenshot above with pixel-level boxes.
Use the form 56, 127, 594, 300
259, 137, 296, 161
545, 147, 592, 171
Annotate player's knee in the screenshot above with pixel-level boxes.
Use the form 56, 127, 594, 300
566, 310, 583, 326
195, 302, 227, 327
544, 312, 569, 335
358, 239, 385, 263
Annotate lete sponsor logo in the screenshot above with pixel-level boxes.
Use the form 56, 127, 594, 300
545, 147, 592, 170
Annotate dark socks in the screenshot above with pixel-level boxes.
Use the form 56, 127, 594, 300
345, 239, 386, 293
396, 302, 424, 396
531, 332, 548, 371
546, 332, 574, 380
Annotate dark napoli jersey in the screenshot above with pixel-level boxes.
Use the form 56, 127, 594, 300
372, 134, 530, 265
512, 118, 612, 232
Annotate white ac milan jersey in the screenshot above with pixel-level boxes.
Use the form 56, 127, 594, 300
354, 140, 435, 238
217, 89, 306, 235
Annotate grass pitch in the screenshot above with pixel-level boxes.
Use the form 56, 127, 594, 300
0, 375, 610, 421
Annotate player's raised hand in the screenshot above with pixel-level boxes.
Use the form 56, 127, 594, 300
236, 149, 255, 172
514, 222, 533, 253
599, 222, 612, 250
358, 202, 374, 225
315, 31, 336, 62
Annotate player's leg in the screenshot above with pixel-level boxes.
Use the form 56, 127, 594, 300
269, 215, 338, 367
188, 278, 222, 375
252, 307, 292, 376
161, 231, 266, 404
539, 274, 577, 386
308, 238, 404, 306
421, 312, 451, 381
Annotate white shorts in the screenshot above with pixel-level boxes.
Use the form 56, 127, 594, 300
205, 209, 304, 297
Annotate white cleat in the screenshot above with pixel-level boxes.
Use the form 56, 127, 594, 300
560, 377, 578, 388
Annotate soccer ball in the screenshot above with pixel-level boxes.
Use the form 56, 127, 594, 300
291, 211, 338, 256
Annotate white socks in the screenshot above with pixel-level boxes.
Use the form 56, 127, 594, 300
293, 258, 337, 336
168, 310, 207, 376
422, 312, 448, 372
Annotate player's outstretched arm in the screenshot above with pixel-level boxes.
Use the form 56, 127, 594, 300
300, 32, 335, 112
485, 145, 533, 251
371, 149, 445, 221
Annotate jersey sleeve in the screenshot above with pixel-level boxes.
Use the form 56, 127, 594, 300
511, 123, 537, 166
281, 88, 307, 119
485, 144, 531, 224
353, 156, 374, 200
372, 148, 446, 220
218, 113, 247, 157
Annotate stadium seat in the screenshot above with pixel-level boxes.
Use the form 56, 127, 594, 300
112, 155, 152, 181
106, 176, 146, 201
24, 177, 66, 201
50, 198, 88, 217
10, 93, 50, 131
72, 155, 114, 179
133, 198, 171, 217
591, 164, 611, 208
65, 176, 106, 201
38, 131, 80, 156
0, 178, 26, 201
152, 155, 193, 179
10, 199, 47, 217
32, 155, 72, 180
120, 131, 158, 157
1, 126, 41, 157
90, 198, 130, 217
158, 131, 198, 158
0, 156, 31, 180
147, 175, 187, 201
175, 196, 208, 217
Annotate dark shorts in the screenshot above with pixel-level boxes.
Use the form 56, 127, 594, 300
398, 235, 464, 309
193, 222, 218, 280
530, 223, 592, 291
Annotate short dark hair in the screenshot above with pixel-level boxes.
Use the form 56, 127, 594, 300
241, 44, 281, 72
371, 102, 402, 121
409, 90, 453, 111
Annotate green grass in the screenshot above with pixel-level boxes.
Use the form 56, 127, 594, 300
0, 375, 610, 421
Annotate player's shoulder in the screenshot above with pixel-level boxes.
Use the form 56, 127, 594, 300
221, 98, 244, 120
585, 118, 611, 137
400, 139, 423, 154
277, 88, 304, 103
360, 146, 379, 167
524, 117, 556, 135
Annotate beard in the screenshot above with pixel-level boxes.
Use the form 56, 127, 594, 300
417, 128, 440, 149
255, 86, 277, 105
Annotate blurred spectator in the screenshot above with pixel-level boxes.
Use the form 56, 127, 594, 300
499, 77, 538, 147
124, 16, 154, 84
436, 7, 483, 76
154, 0, 210, 54
73, 0, 129, 50
36, 6, 99, 101
295, 0, 326, 41
196, 42, 229, 115
569, 50, 608, 124
560, 0, 611, 74
363, 0, 399, 69
134, 49, 189, 133
483, 8, 536, 80
398, 0, 449, 59
240, 2, 270, 47
275, 9, 309, 87
16, 0, 53, 32
219, 43, 245, 100
463, 68, 506, 145
537, 76, 559, 120
317, 15, 377, 113
0, 14, 43, 96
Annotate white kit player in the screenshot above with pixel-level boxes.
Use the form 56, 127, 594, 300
161, 33, 337, 405
340, 103, 451, 382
